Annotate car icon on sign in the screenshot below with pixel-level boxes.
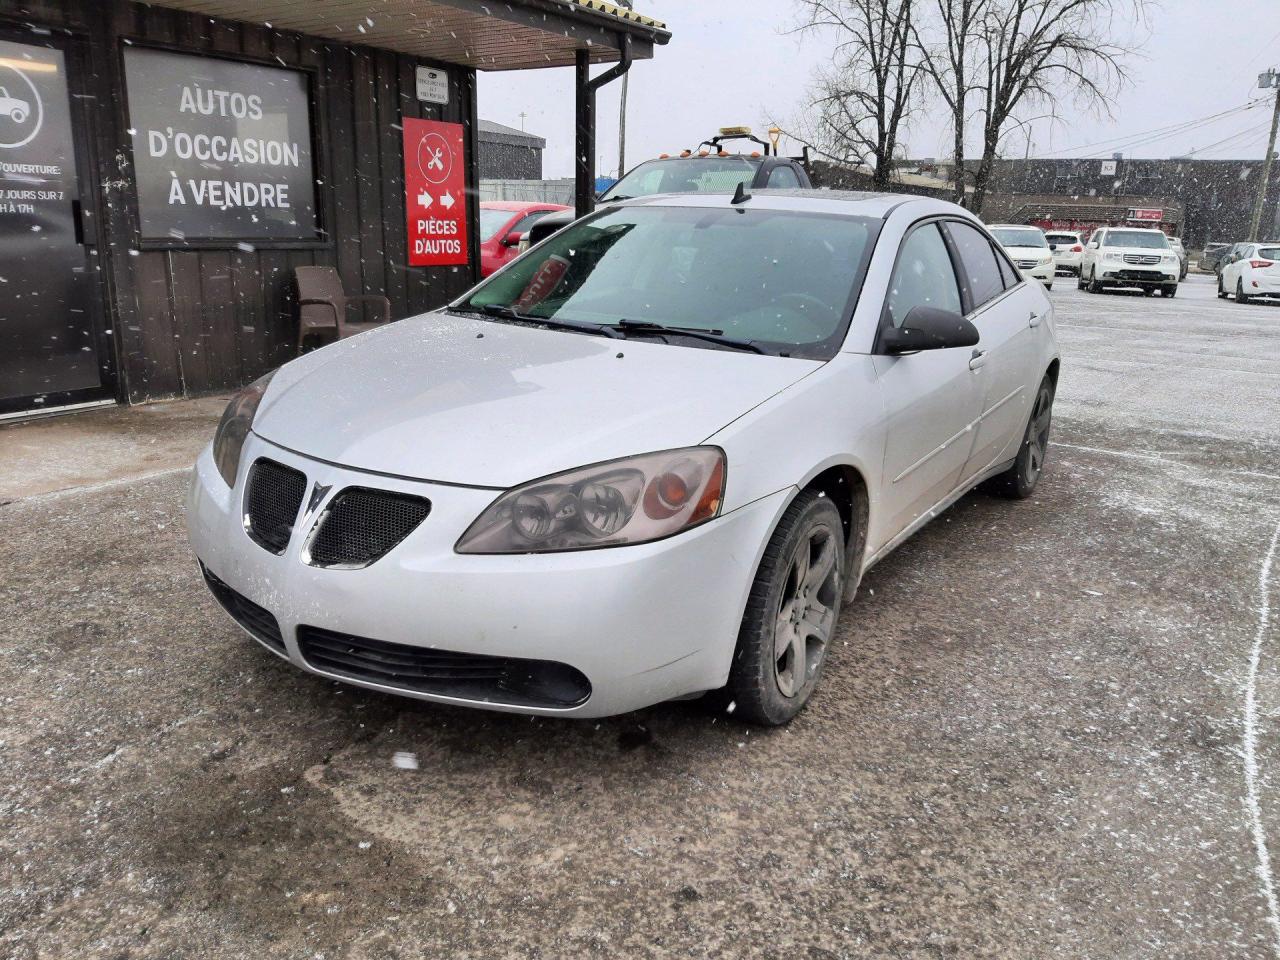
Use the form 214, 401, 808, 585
0, 87, 31, 124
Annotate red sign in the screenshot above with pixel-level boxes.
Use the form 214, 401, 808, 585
403, 118, 468, 266
1126, 207, 1163, 222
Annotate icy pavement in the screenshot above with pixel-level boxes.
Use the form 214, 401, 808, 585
2, 274, 1279, 958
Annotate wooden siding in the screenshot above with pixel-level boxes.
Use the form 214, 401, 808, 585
0, 0, 481, 403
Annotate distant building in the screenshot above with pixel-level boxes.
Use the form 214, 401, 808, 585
478, 119, 546, 180
923, 157, 1280, 248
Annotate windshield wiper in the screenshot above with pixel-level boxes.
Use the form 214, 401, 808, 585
610, 319, 765, 354
452, 304, 621, 339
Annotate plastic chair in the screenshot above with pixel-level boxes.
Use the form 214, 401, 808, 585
295, 266, 391, 352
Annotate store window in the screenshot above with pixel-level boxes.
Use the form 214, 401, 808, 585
123, 48, 319, 242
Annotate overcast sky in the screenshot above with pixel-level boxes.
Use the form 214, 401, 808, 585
477, 1, 1280, 179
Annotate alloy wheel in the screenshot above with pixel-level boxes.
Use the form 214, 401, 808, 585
773, 524, 841, 698
1024, 384, 1053, 485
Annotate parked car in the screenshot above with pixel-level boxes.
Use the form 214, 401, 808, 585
1078, 227, 1180, 296
1216, 242, 1253, 279
187, 192, 1059, 726
1218, 241, 1280, 303
525, 126, 812, 247
1199, 242, 1232, 274
989, 224, 1054, 288
1168, 236, 1189, 279
1044, 230, 1085, 276
478, 201, 568, 277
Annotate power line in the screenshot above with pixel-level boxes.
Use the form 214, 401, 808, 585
1186, 119, 1275, 158
1027, 97, 1270, 159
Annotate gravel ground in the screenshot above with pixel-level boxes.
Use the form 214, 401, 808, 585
3, 274, 1280, 959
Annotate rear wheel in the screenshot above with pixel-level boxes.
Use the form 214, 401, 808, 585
1238, 279, 1251, 304
724, 491, 845, 726
1218, 276, 1228, 299
983, 375, 1054, 500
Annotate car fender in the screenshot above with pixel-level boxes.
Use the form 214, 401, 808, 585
705, 353, 885, 568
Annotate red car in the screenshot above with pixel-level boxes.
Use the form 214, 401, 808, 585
478, 201, 569, 277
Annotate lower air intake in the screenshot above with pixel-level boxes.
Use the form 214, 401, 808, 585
297, 626, 591, 708
200, 563, 286, 655
304, 487, 431, 568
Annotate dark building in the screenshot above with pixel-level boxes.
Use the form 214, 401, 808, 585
930, 157, 1280, 248
478, 119, 545, 180
0, 0, 668, 418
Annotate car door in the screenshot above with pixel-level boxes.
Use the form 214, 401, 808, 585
942, 219, 1041, 481
1223, 244, 1250, 290
871, 221, 986, 546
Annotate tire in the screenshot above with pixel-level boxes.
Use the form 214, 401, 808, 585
983, 375, 1054, 500
1076, 269, 1086, 291
1163, 284, 1177, 298
1238, 279, 1251, 305
1087, 268, 1104, 294
724, 490, 846, 726
1218, 277, 1228, 299
1044, 282, 1053, 291
11, 107, 26, 124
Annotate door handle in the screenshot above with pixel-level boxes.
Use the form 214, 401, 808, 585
968, 349, 987, 371
1028, 311, 1042, 328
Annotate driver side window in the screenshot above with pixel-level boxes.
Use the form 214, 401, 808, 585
886, 223, 962, 328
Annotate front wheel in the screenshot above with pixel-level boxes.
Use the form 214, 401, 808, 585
1087, 268, 1104, 294
724, 491, 845, 726
983, 375, 1054, 500
1163, 284, 1177, 298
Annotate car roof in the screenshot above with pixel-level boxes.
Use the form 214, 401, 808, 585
989, 223, 1043, 229
618, 188, 951, 221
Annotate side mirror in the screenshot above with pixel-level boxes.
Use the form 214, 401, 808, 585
1048, 243, 1057, 251
881, 306, 979, 355
501, 231, 524, 248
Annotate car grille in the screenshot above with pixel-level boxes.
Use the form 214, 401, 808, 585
200, 563, 286, 655
1123, 253, 1160, 265
1015, 259, 1039, 269
304, 487, 431, 568
297, 626, 591, 708
244, 458, 307, 554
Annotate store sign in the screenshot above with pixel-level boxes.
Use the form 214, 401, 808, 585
124, 48, 317, 241
415, 66, 449, 105
1099, 160, 1117, 176
1126, 207, 1163, 222
403, 117, 467, 267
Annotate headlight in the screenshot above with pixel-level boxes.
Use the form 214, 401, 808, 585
212, 371, 276, 487
1104, 252, 1122, 262
1162, 254, 1176, 263
456, 447, 726, 554
1038, 254, 1052, 263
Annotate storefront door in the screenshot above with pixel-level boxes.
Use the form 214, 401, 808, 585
0, 33, 111, 415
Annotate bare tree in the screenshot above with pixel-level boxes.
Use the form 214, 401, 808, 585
968, 0, 1139, 213
912, 0, 990, 205
792, 0, 925, 189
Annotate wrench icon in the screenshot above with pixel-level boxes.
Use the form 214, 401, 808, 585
426, 145, 445, 172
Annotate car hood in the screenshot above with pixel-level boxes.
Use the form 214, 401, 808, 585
1003, 245, 1051, 257
253, 311, 821, 488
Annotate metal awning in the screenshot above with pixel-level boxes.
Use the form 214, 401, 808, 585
151, 0, 670, 69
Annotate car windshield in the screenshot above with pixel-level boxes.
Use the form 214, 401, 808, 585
991, 227, 1047, 248
461, 205, 879, 359
599, 157, 758, 201
1107, 230, 1170, 249
479, 208, 514, 241
1045, 233, 1078, 244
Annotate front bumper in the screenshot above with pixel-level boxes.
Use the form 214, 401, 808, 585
185, 434, 787, 718
1052, 252, 1082, 273
1099, 264, 1179, 285
1016, 260, 1055, 282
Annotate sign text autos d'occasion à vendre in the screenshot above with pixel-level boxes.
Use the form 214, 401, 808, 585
124, 48, 318, 242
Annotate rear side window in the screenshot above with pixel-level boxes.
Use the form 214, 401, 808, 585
1258, 247, 1280, 260
767, 165, 802, 188
943, 220, 1005, 309
995, 251, 1020, 289
885, 223, 962, 328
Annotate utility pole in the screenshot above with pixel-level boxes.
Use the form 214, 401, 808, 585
1248, 68, 1280, 242
617, 0, 633, 178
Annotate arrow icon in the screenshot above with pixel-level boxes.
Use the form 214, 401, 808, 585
440, 191, 455, 210
417, 190, 433, 208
